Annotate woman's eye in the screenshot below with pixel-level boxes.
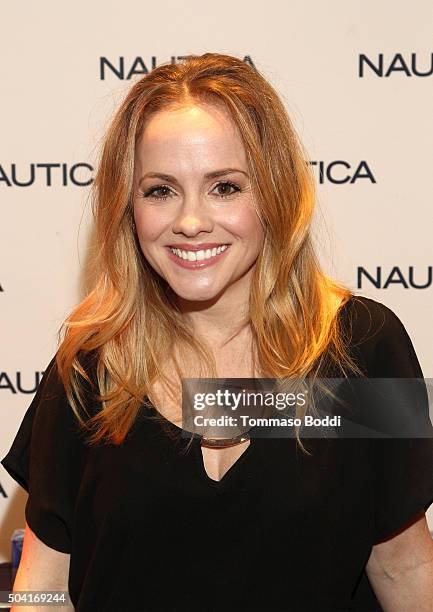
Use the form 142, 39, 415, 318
213, 181, 241, 198
142, 185, 173, 201
141, 181, 240, 201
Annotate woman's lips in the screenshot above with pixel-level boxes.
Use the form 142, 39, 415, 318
165, 245, 230, 269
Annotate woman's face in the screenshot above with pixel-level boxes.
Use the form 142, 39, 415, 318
133, 102, 265, 303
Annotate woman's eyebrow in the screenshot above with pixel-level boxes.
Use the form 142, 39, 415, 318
139, 168, 249, 185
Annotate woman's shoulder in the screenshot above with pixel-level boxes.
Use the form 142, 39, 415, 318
338, 293, 423, 378
340, 293, 405, 341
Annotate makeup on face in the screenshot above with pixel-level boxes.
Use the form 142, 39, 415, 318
133, 103, 265, 302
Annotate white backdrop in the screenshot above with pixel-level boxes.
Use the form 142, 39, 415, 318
1, 0, 432, 562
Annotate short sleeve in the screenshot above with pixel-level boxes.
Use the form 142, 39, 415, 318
371, 304, 433, 543
1, 353, 88, 553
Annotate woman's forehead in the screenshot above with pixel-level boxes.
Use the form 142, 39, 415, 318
139, 103, 239, 143
135, 105, 247, 173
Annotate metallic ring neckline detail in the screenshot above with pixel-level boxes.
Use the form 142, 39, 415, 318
200, 433, 250, 448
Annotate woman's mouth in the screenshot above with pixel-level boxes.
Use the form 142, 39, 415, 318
165, 244, 231, 269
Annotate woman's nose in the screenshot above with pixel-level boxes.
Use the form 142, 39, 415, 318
171, 194, 213, 236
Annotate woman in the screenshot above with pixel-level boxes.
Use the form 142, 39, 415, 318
2, 53, 433, 611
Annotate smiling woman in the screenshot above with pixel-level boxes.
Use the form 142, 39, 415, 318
132, 102, 264, 305
1, 52, 433, 611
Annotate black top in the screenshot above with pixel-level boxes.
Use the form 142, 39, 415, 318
2, 295, 433, 612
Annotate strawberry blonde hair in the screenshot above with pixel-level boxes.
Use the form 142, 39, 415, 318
55, 53, 363, 453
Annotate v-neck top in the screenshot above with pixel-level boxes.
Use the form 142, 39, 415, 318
2, 294, 433, 611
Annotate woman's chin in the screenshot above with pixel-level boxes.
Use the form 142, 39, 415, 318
168, 283, 226, 304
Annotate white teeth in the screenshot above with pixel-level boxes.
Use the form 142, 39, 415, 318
169, 245, 229, 261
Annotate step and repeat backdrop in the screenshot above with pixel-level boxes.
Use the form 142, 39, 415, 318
1, 1, 432, 561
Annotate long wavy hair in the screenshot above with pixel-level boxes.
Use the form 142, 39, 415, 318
55, 52, 364, 454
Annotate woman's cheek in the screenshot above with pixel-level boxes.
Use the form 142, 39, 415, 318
224, 210, 264, 245
135, 207, 171, 242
